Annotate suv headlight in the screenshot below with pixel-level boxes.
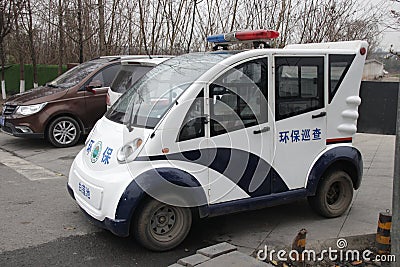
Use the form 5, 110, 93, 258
117, 138, 143, 163
15, 103, 47, 116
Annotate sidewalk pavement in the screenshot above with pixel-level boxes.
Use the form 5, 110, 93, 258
169, 133, 395, 266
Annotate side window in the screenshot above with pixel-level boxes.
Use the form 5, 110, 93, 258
329, 54, 355, 103
112, 66, 152, 94
178, 91, 204, 142
210, 58, 268, 137
101, 64, 121, 87
91, 71, 104, 86
91, 64, 121, 87
275, 57, 324, 121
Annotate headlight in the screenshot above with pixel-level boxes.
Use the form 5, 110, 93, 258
117, 138, 143, 163
15, 103, 47, 116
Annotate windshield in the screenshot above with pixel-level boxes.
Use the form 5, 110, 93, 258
48, 59, 111, 88
110, 65, 153, 93
106, 52, 233, 128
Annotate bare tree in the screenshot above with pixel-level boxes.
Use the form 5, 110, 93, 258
138, 0, 150, 55
1, 0, 385, 89
98, 0, 105, 55
187, 0, 198, 53
0, 0, 15, 99
77, 0, 83, 63
13, 0, 25, 92
390, 0, 400, 28
25, 0, 38, 87
58, 0, 64, 75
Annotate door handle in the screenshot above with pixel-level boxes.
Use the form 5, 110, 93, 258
312, 111, 326, 119
253, 126, 270, 134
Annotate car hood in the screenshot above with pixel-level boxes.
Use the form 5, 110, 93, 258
81, 116, 152, 172
5, 86, 69, 105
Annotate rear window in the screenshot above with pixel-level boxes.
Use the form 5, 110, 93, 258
110, 65, 153, 94
329, 54, 355, 103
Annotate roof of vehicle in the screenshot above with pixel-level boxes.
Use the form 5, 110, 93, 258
284, 40, 366, 50
98, 55, 173, 62
120, 57, 172, 66
172, 40, 367, 85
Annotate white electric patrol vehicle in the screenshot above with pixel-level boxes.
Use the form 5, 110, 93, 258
68, 30, 366, 251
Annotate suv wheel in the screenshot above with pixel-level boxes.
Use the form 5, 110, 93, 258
47, 116, 81, 148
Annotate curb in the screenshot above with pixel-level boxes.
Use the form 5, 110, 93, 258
170, 234, 380, 267
169, 242, 273, 267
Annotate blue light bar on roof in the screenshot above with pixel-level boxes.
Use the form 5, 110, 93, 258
206, 34, 227, 43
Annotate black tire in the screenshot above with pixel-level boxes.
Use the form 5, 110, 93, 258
133, 199, 192, 251
308, 170, 354, 218
47, 116, 81, 148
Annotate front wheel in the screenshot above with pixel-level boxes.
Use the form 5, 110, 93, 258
133, 199, 192, 251
47, 116, 81, 148
308, 170, 354, 218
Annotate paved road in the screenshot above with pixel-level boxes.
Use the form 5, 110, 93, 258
0, 132, 395, 266
0, 136, 210, 266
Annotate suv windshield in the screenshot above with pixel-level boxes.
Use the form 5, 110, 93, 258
48, 58, 111, 88
110, 64, 153, 94
106, 52, 233, 128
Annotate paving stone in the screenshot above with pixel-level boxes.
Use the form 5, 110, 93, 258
177, 253, 210, 267
197, 242, 237, 258
197, 251, 273, 267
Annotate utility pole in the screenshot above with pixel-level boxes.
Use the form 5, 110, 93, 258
392, 81, 400, 267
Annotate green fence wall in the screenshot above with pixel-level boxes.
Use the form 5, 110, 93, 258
2, 64, 67, 95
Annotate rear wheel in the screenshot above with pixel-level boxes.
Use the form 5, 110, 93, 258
134, 199, 192, 251
308, 170, 354, 218
47, 116, 81, 148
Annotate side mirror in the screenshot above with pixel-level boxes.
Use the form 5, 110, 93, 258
86, 80, 103, 94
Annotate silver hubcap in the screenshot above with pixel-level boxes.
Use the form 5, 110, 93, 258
53, 120, 77, 145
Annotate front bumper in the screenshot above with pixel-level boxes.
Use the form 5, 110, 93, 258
1, 121, 44, 138
67, 184, 130, 237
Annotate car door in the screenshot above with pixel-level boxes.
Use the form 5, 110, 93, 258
206, 57, 275, 204
273, 55, 327, 190
83, 63, 121, 129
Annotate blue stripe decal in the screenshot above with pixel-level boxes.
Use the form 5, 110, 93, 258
115, 168, 209, 225
306, 146, 363, 195
136, 148, 289, 197
208, 188, 307, 217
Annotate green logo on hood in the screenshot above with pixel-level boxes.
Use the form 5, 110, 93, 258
91, 141, 102, 163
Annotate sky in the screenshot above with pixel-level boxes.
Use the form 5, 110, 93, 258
365, 0, 400, 50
